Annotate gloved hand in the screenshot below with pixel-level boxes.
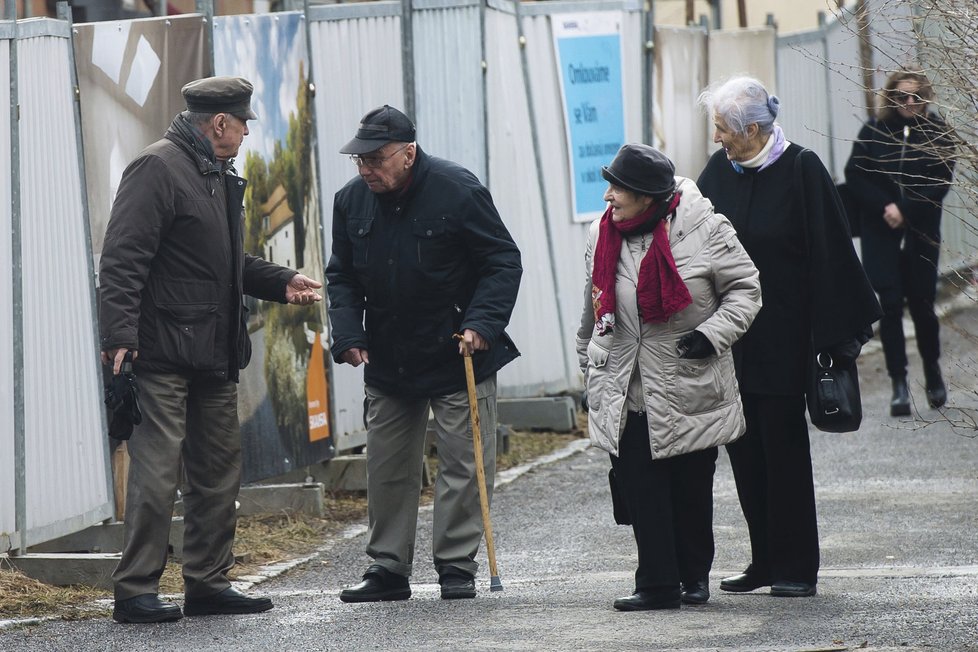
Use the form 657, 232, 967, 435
677, 331, 715, 359
581, 389, 589, 412
820, 337, 863, 368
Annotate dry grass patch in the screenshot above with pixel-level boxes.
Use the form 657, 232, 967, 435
0, 562, 110, 621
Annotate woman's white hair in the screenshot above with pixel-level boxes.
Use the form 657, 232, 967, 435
698, 76, 781, 136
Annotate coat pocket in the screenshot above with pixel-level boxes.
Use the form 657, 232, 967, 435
347, 218, 374, 267
676, 356, 723, 415
585, 339, 610, 410
155, 302, 219, 369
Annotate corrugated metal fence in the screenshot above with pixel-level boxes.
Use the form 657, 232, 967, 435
1, 16, 113, 553
5, 0, 971, 550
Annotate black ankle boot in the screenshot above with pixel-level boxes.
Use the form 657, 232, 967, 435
923, 362, 947, 408
890, 376, 911, 416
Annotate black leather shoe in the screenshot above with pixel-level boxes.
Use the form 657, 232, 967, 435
890, 376, 911, 416
112, 593, 183, 623
613, 589, 681, 611
680, 579, 710, 605
440, 571, 476, 599
339, 564, 411, 603
183, 587, 273, 616
720, 571, 770, 593
770, 580, 817, 597
924, 362, 947, 408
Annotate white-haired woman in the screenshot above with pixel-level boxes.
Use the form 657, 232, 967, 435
696, 76, 881, 597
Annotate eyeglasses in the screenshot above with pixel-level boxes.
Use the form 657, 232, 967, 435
893, 91, 924, 105
350, 144, 410, 169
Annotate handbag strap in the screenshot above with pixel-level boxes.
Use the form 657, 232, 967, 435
793, 149, 824, 366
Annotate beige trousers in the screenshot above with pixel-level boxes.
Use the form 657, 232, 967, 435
363, 374, 497, 579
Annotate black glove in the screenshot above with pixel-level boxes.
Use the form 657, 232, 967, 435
581, 389, 589, 412
677, 331, 715, 359
820, 337, 862, 368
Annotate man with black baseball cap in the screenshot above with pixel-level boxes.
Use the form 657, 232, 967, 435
327, 105, 522, 602
99, 75, 322, 623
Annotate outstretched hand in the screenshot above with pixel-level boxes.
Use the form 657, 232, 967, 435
286, 274, 323, 305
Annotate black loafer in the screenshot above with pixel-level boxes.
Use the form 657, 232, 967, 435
339, 564, 411, 603
681, 579, 710, 605
112, 593, 183, 624
613, 589, 681, 611
720, 571, 770, 593
440, 571, 476, 599
770, 580, 817, 597
183, 587, 273, 616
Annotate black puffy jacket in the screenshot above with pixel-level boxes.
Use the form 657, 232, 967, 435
326, 147, 522, 397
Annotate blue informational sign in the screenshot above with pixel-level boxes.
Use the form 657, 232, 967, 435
553, 13, 626, 223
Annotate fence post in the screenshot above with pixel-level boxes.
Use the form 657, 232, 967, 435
818, 11, 837, 176
6, 0, 26, 555
642, 0, 654, 146
401, 0, 415, 121
195, 0, 214, 75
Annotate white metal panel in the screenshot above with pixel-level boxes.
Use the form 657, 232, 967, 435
517, 3, 645, 394
484, 6, 568, 396
654, 26, 709, 179
17, 25, 112, 545
308, 6, 405, 449
0, 34, 15, 548
413, 1, 486, 182
777, 29, 832, 168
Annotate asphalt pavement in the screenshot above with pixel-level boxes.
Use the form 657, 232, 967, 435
2, 300, 977, 651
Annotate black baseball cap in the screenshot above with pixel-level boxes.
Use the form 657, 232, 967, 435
340, 105, 416, 155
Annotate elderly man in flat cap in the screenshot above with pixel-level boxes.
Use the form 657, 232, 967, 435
327, 105, 522, 601
99, 75, 322, 624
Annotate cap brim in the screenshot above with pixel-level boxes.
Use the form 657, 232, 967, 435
234, 108, 258, 121
339, 136, 392, 155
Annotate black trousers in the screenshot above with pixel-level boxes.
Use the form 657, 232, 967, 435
726, 393, 819, 585
610, 412, 718, 592
877, 235, 941, 378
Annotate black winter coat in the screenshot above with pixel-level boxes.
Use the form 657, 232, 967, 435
697, 144, 881, 395
844, 114, 954, 289
326, 147, 522, 397
99, 114, 296, 382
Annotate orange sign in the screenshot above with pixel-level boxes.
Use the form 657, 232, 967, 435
306, 332, 331, 442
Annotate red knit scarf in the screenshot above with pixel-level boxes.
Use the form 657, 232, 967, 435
591, 192, 690, 334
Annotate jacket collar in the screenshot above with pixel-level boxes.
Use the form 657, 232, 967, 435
164, 112, 224, 176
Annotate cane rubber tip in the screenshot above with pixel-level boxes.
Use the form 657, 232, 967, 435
490, 576, 503, 592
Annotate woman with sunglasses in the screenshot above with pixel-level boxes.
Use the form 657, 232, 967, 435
845, 68, 956, 416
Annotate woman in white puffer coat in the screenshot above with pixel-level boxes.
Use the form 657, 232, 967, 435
576, 144, 761, 611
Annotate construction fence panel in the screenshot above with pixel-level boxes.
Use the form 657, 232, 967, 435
16, 18, 112, 547
1, 25, 16, 550
654, 25, 709, 179
413, 0, 486, 183
509, 0, 644, 395
308, 2, 405, 451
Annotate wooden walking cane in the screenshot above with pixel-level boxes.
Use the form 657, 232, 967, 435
454, 334, 503, 591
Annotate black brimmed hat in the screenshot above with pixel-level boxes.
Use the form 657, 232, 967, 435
602, 144, 676, 197
181, 76, 258, 120
340, 105, 416, 155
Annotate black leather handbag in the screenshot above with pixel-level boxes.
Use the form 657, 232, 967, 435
806, 350, 862, 433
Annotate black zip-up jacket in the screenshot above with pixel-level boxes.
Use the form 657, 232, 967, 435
326, 147, 522, 397
844, 113, 954, 287
99, 113, 295, 382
